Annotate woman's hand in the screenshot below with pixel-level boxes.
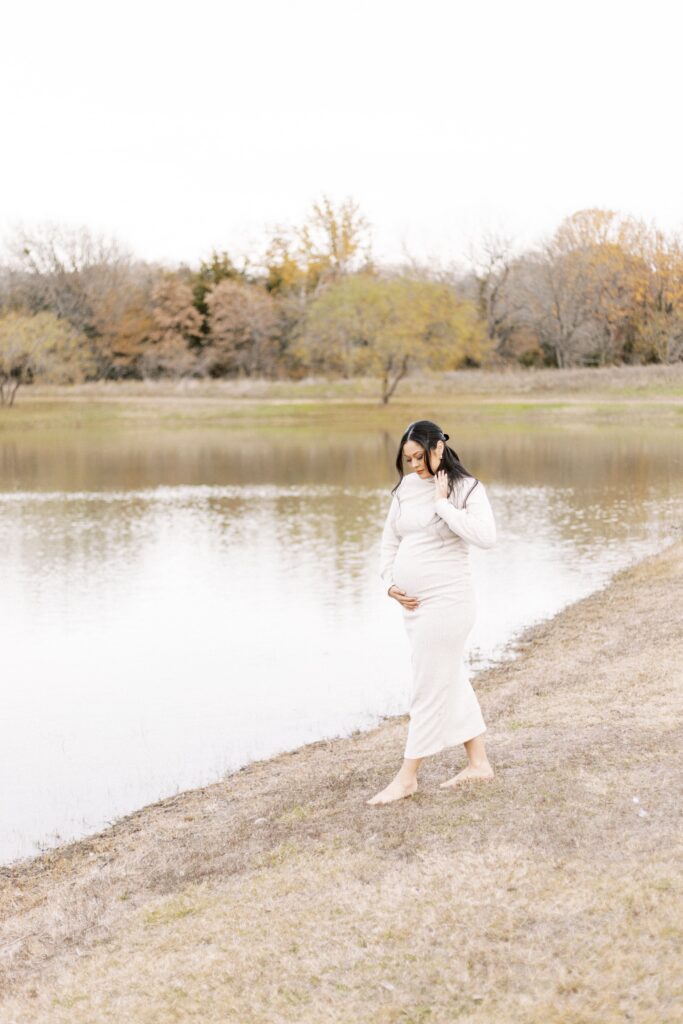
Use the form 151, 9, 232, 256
388, 585, 420, 610
434, 469, 449, 500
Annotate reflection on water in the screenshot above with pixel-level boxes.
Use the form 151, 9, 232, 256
1, 423, 682, 492
0, 425, 681, 865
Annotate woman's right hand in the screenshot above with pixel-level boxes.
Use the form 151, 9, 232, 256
387, 585, 420, 610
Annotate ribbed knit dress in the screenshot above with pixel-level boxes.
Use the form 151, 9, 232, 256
379, 471, 497, 759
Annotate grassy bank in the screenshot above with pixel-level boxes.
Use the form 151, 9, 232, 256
1, 364, 683, 434
1, 541, 681, 1023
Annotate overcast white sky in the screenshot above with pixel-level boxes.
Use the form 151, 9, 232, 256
2, 0, 681, 270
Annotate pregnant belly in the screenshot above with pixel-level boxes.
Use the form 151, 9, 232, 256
393, 538, 471, 601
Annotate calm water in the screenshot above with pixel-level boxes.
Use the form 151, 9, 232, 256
1, 424, 681, 865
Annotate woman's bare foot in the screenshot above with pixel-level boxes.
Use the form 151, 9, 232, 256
439, 762, 494, 788
366, 774, 418, 805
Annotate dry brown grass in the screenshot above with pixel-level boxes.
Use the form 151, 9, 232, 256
19, 362, 683, 403
1, 542, 682, 1023
4, 364, 681, 438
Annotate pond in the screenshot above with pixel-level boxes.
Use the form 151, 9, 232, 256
0, 421, 681, 865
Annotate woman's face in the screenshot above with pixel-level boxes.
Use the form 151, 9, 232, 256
403, 439, 444, 477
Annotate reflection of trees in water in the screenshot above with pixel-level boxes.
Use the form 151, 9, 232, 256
0, 426, 680, 493
0, 425, 680, 591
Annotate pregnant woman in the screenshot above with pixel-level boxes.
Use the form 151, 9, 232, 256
367, 419, 496, 806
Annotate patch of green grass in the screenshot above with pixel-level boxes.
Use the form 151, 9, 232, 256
143, 895, 198, 926
397, 1005, 435, 1023
278, 985, 309, 1005
164, 985, 190, 999
277, 803, 311, 823
618, 385, 683, 398
462, 400, 570, 414
51, 993, 89, 1008
262, 840, 299, 867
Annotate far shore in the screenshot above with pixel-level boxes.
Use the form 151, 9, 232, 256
1, 364, 683, 432
1, 538, 681, 1023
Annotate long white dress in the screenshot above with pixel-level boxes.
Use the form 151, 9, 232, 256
379, 471, 496, 759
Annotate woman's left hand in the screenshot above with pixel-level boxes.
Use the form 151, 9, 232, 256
434, 469, 449, 500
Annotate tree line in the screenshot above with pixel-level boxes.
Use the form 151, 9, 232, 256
1, 199, 681, 405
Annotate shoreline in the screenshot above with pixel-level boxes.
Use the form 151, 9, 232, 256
16, 362, 683, 398
1, 365, 682, 434
1, 538, 681, 1021
1, 534, 676, 874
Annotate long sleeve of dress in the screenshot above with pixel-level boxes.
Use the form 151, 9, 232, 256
434, 480, 496, 549
379, 494, 401, 588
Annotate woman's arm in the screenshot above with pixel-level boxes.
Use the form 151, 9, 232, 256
379, 494, 401, 588
434, 479, 496, 549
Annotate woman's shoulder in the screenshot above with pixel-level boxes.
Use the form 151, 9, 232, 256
450, 474, 485, 506
393, 473, 416, 493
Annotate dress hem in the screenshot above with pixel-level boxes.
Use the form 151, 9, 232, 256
404, 726, 487, 760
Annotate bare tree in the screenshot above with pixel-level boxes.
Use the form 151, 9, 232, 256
2, 221, 137, 377
466, 233, 524, 359
516, 212, 635, 367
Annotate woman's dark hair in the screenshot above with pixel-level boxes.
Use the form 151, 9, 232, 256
391, 419, 480, 507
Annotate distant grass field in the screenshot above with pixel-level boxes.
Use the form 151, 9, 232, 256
2, 365, 683, 434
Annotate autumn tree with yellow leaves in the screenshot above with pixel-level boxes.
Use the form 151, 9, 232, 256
0, 310, 94, 404
264, 196, 372, 299
298, 273, 489, 403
